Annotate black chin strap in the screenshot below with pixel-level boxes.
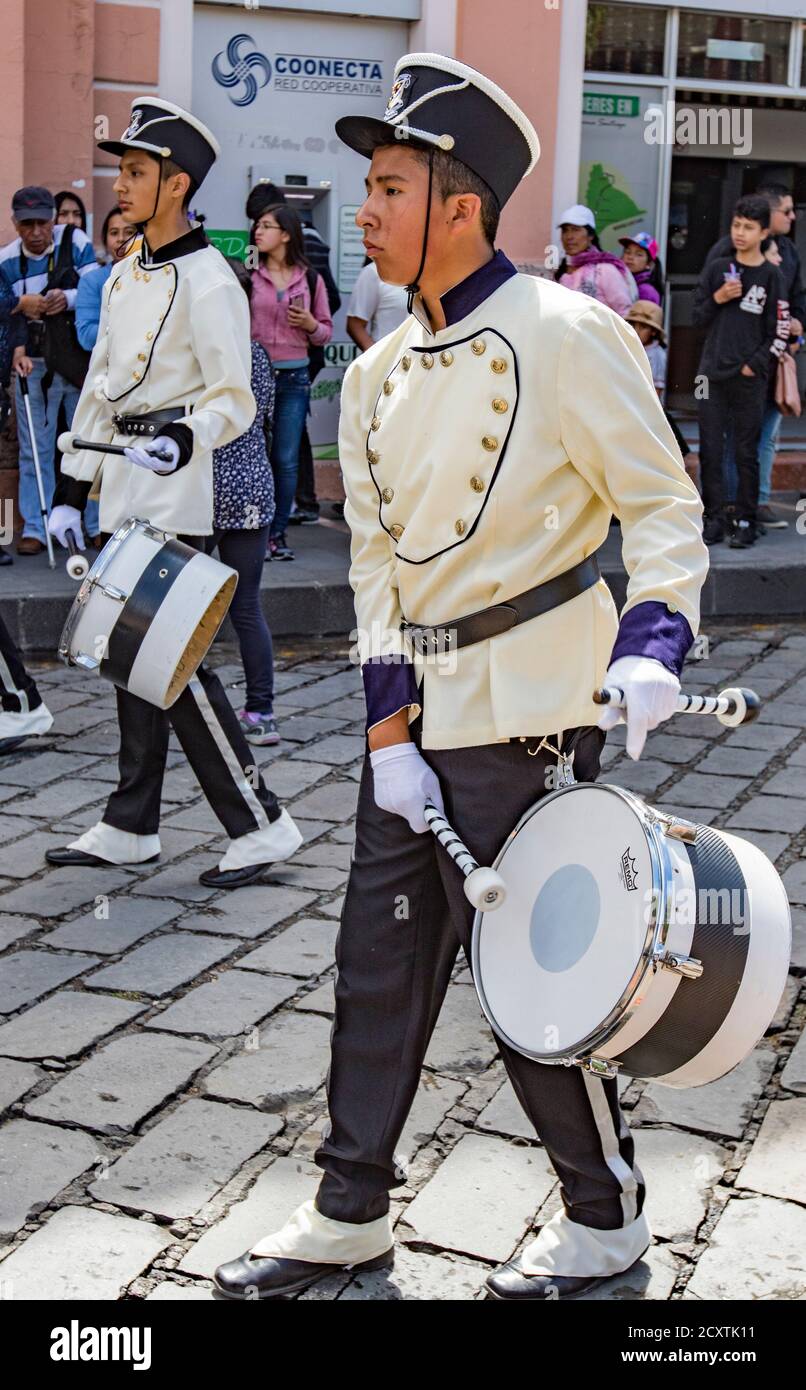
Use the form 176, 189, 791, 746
405, 147, 435, 315
120, 153, 164, 263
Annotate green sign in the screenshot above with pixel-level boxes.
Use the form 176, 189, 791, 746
205, 228, 250, 259
582, 93, 640, 118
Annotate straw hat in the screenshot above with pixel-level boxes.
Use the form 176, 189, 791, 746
626, 299, 666, 346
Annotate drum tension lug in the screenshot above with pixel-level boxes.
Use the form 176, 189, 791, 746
656, 950, 704, 980
73, 654, 101, 672
663, 820, 698, 844
578, 1055, 621, 1080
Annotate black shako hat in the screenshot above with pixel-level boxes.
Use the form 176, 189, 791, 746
335, 52, 540, 209
97, 98, 220, 189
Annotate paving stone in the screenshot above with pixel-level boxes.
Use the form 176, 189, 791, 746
757, 699, 806, 728
0, 949, 102, 1014
202, 1010, 330, 1110
295, 842, 353, 871
0, 1057, 43, 1111
727, 796, 806, 834
0, 832, 88, 880
19, 778, 109, 819
85, 932, 238, 998
725, 828, 790, 862
51, 704, 120, 737
666, 771, 751, 809
0, 751, 91, 788
146, 1280, 213, 1300
144, 969, 297, 1039
322, 695, 366, 720
285, 677, 363, 711
0, 1118, 104, 1234
697, 746, 775, 777
315, 896, 345, 919
780, 1027, 806, 1094
24, 1034, 217, 1133
401, 1134, 555, 1262
635, 1127, 727, 1241
188, 886, 318, 939
790, 743, 806, 767
289, 781, 359, 823
0, 1204, 171, 1299
41, 897, 184, 954
59, 727, 122, 757
177, 1156, 320, 1277
88, 1098, 280, 1218
0, 990, 145, 1060
640, 734, 710, 765
0, 813, 38, 842
598, 761, 673, 798
632, 1047, 777, 1139
0, 916, 39, 952
685, 1195, 806, 1300
476, 1081, 538, 1141
260, 759, 330, 799
278, 715, 352, 744
398, 1073, 466, 1160
238, 919, 338, 978
341, 1244, 485, 1300
162, 802, 221, 834
294, 978, 335, 1015
783, 860, 806, 907
654, 802, 717, 827
39, 687, 93, 713
424, 984, 501, 1075
263, 864, 347, 893
723, 722, 798, 752
128, 862, 219, 903
735, 1097, 806, 1203
0, 866, 133, 919
790, 909, 806, 972
761, 766, 806, 797
290, 735, 364, 767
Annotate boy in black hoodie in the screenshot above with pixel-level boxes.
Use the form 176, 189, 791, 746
693, 194, 785, 547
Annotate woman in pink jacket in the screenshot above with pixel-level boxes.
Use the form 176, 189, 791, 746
251, 205, 333, 560
554, 204, 638, 319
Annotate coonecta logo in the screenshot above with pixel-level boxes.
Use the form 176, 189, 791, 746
212, 34, 272, 107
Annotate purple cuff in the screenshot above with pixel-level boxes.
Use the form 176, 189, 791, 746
362, 657, 420, 732
609, 600, 694, 679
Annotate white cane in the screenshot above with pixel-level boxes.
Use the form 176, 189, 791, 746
18, 374, 55, 569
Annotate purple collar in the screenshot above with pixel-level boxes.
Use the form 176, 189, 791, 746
437, 249, 518, 328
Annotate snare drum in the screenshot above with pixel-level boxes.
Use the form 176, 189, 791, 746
58, 518, 237, 709
471, 782, 791, 1088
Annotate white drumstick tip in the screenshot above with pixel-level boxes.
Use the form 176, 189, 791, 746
464, 865, 507, 912
66, 553, 89, 580
716, 687, 760, 727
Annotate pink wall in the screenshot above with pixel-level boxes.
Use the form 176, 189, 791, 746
0, 0, 26, 242
23, 0, 95, 222
456, 0, 561, 269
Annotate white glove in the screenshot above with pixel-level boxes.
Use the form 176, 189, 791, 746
597, 655, 680, 761
123, 436, 180, 474
370, 741, 445, 834
48, 504, 84, 549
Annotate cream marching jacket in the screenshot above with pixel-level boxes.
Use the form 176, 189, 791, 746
341, 253, 709, 751
56, 226, 255, 536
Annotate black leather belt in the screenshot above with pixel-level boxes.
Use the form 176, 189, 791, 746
400, 553, 602, 655
112, 408, 189, 437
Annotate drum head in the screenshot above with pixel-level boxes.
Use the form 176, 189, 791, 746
473, 784, 657, 1059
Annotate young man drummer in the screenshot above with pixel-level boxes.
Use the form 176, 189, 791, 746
45, 99, 302, 888
214, 55, 708, 1299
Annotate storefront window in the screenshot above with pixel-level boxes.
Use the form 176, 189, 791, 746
585, 3, 666, 75
677, 12, 790, 85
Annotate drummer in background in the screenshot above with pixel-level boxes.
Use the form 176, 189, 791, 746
215, 55, 708, 1301
44, 99, 302, 889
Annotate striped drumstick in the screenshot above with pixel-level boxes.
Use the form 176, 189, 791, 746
424, 800, 507, 911
592, 685, 761, 728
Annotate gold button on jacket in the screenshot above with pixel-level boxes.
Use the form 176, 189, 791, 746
340, 274, 707, 750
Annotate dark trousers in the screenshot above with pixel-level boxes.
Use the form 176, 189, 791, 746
698, 374, 766, 523
99, 532, 281, 838
204, 525, 275, 714
294, 424, 319, 515
314, 718, 646, 1232
0, 613, 44, 713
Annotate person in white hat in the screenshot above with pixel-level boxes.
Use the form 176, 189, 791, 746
215, 53, 708, 1302
556, 204, 639, 317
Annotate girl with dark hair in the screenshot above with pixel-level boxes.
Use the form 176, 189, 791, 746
619, 233, 665, 307
554, 205, 638, 318
54, 191, 88, 232
249, 203, 332, 559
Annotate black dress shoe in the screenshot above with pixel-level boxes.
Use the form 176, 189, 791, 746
0, 550, 12, 566
485, 1262, 610, 1301
198, 861, 273, 889
214, 1248, 394, 1300
45, 847, 159, 867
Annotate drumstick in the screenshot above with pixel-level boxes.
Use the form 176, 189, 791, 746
592, 685, 761, 728
70, 437, 175, 463
65, 533, 89, 581
424, 800, 507, 911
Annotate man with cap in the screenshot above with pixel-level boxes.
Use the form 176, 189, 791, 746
214, 53, 707, 1300
0, 187, 97, 553
44, 98, 302, 888
556, 204, 638, 317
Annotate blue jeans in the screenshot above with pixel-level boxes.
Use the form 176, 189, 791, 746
15, 361, 99, 540
270, 365, 310, 537
722, 401, 781, 506
205, 525, 275, 713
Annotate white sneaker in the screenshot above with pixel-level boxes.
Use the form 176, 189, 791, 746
0, 702, 54, 751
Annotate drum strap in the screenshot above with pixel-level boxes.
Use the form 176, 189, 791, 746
102, 541, 191, 688
399, 553, 601, 655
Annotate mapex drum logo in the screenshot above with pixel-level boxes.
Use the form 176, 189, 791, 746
212, 34, 384, 103
212, 34, 272, 107
619, 847, 639, 891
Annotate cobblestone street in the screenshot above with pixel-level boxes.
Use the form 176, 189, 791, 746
0, 626, 804, 1301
